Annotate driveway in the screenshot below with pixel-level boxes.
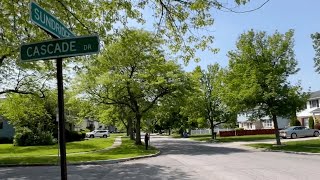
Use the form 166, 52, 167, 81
1, 135, 320, 180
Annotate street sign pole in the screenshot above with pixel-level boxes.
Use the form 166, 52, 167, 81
56, 57, 67, 180
23, 3, 99, 179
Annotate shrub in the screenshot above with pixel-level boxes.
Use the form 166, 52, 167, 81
290, 119, 301, 126
66, 130, 85, 142
309, 117, 315, 129
235, 127, 244, 131
315, 123, 320, 130
0, 137, 13, 144
14, 127, 55, 146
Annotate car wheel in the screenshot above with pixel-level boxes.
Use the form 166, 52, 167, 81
90, 135, 94, 138
314, 131, 319, 137
291, 133, 297, 139
103, 135, 107, 138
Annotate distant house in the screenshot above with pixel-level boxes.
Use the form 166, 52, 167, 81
0, 117, 15, 139
296, 90, 320, 127
74, 118, 117, 132
238, 113, 289, 130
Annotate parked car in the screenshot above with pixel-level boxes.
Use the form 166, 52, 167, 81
86, 130, 110, 138
279, 126, 319, 139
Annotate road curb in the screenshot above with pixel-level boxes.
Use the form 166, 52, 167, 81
261, 149, 320, 155
0, 151, 161, 168
69, 150, 161, 166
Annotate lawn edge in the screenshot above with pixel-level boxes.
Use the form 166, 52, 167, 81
246, 144, 320, 155
0, 150, 161, 167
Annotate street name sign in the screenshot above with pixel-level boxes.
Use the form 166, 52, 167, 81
30, 1, 75, 38
20, 35, 99, 61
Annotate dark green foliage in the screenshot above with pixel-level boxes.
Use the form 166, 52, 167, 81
290, 118, 301, 126
309, 117, 315, 129
66, 130, 85, 142
14, 127, 55, 146
235, 127, 244, 131
0, 137, 13, 144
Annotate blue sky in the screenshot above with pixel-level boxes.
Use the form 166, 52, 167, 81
183, 0, 320, 92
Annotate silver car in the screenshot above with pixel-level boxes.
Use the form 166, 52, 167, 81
279, 126, 319, 139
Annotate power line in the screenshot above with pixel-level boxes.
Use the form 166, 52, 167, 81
57, 0, 93, 34
219, 0, 271, 14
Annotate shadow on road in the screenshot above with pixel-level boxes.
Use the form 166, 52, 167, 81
0, 163, 193, 180
153, 138, 249, 156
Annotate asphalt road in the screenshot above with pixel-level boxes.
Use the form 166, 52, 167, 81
1, 136, 320, 180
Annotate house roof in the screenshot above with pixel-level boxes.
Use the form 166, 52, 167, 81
297, 107, 318, 118
311, 108, 320, 113
310, 90, 320, 100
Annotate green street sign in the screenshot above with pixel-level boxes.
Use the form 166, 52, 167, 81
20, 35, 99, 62
30, 1, 75, 38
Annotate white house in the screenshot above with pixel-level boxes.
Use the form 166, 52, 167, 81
237, 113, 289, 130
74, 118, 117, 132
296, 90, 320, 127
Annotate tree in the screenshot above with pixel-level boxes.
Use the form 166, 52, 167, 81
75, 29, 188, 144
309, 116, 315, 129
182, 65, 236, 139
224, 30, 308, 145
311, 33, 320, 73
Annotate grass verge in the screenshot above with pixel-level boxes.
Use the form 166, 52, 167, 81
0, 137, 158, 165
189, 134, 275, 143
247, 139, 320, 153
0, 136, 115, 157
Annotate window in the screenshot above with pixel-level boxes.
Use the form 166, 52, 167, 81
263, 120, 273, 128
0, 121, 3, 129
309, 100, 319, 108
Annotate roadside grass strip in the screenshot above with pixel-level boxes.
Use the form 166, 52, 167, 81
247, 139, 320, 153
0, 137, 115, 158
0, 136, 158, 166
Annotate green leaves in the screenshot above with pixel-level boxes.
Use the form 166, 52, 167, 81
311, 32, 320, 73
225, 29, 306, 118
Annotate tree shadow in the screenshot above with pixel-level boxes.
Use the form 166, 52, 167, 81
152, 138, 249, 155
0, 163, 194, 180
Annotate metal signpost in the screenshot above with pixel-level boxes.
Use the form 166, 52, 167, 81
20, 2, 99, 180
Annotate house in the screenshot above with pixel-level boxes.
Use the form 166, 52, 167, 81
296, 90, 320, 127
0, 117, 15, 140
74, 118, 117, 132
237, 113, 289, 130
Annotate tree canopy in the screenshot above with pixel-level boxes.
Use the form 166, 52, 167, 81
224, 29, 308, 145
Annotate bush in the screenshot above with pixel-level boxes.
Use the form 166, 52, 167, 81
14, 127, 55, 146
290, 119, 301, 126
235, 128, 244, 131
0, 137, 13, 144
309, 117, 315, 129
66, 130, 85, 142
315, 123, 320, 130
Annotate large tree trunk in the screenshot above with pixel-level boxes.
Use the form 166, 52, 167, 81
209, 119, 215, 139
135, 114, 142, 145
272, 114, 281, 145
128, 118, 134, 140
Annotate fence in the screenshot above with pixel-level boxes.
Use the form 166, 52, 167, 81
191, 128, 234, 135
219, 129, 276, 137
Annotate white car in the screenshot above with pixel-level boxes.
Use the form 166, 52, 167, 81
279, 126, 319, 139
86, 130, 110, 138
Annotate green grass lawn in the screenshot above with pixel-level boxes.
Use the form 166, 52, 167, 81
248, 139, 320, 153
0, 137, 115, 157
0, 137, 158, 165
189, 134, 276, 143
